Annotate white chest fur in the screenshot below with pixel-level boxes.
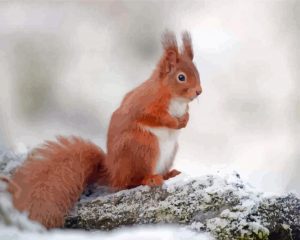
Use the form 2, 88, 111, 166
144, 98, 188, 175
168, 97, 188, 118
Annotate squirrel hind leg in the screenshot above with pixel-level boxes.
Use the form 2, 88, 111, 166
163, 169, 181, 180
141, 174, 164, 187
107, 130, 159, 190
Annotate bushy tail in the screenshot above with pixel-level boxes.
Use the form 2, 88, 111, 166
8, 136, 106, 228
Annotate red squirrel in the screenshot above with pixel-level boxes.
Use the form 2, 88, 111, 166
7, 31, 202, 228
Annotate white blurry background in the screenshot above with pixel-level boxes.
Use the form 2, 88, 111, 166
0, 0, 299, 194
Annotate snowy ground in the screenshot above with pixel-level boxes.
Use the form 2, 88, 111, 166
0, 226, 214, 240
1, 144, 299, 239
0, 145, 278, 240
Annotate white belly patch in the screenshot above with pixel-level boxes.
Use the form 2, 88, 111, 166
145, 127, 179, 174
144, 97, 188, 175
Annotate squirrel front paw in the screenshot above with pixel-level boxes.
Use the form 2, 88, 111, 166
177, 112, 189, 129
141, 175, 164, 187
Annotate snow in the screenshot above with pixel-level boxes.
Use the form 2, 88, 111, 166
0, 144, 294, 240
0, 181, 44, 232
0, 144, 28, 175
0, 226, 214, 240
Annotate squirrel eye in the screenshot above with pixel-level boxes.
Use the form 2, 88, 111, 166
177, 73, 186, 82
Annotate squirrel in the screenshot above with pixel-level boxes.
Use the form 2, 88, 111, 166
6, 31, 202, 228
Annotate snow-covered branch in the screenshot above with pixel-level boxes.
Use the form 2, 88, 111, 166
65, 174, 300, 240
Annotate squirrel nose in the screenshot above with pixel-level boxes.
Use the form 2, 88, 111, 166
196, 89, 202, 96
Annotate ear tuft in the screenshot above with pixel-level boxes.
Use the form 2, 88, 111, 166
161, 30, 178, 52
181, 31, 193, 60
160, 30, 179, 74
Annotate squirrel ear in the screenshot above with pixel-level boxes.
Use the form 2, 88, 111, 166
181, 31, 193, 60
161, 30, 179, 73
163, 49, 178, 73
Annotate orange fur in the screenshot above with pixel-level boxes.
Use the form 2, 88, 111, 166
8, 136, 106, 228
7, 31, 202, 228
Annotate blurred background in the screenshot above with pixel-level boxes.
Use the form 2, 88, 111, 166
0, 0, 299, 194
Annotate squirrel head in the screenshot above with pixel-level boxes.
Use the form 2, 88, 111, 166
157, 31, 202, 101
